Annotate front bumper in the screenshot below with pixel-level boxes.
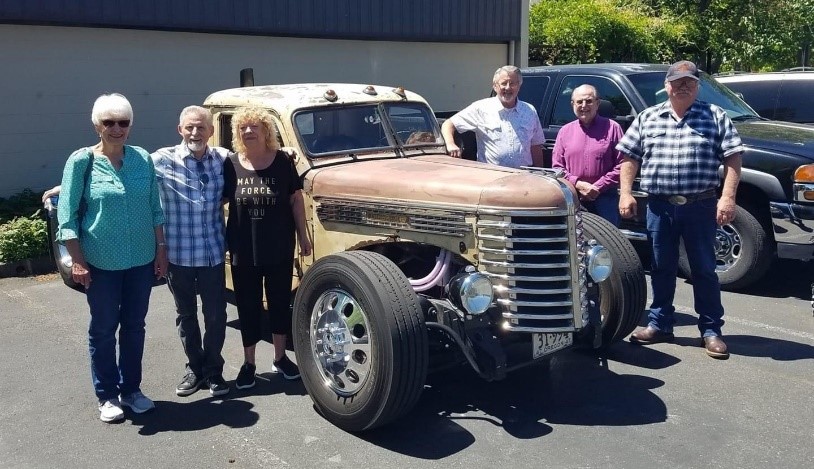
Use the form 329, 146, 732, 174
770, 202, 814, 261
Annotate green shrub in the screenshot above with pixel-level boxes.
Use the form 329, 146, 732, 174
0, 213, 49, 263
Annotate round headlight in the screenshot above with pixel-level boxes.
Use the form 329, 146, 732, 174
448, 272, 494, 315
586, 245, 612, 282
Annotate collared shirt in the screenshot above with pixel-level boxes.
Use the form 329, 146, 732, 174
552, 115, 624, 194
449, 97, 545, 168
152, 144, 230, 267
57, 145, 165, 271
616, 100, 744, 195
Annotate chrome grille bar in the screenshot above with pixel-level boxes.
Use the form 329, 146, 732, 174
477, 207, 581, 333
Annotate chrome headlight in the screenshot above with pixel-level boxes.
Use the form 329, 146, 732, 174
586, 244, 612, 282
447, 271, 494, 315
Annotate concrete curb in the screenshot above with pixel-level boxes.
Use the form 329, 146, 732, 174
0, 256, 55, 278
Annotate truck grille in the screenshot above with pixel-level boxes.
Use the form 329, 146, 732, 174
477, 209, 581, 333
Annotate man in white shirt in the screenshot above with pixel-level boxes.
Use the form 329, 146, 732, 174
442, 65, 545, 168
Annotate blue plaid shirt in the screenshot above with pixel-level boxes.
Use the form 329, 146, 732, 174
616, 100, 744, 195
152, 144, 231, 267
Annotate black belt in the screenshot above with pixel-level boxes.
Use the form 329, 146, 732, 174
650, 189, 716, 206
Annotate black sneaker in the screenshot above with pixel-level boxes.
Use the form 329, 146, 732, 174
176, 372, 202, 397
205, 375, 230, 397
235, 363, 256, 390
272, 355, 301, 380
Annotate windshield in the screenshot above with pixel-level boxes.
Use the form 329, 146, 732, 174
293, 103, 442, 157
627, 71, 759, 120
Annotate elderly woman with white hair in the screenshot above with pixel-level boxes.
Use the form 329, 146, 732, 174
56, 93, 167, 423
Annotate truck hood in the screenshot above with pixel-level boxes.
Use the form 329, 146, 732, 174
736, 120, 814, 162
308, 155, 573, 210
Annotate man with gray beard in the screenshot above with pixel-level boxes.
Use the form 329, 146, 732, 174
152, 106, 232, 396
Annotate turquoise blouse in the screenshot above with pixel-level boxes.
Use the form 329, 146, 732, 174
57, 145, 165, 271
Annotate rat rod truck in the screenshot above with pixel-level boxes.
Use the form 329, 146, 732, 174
46, 82, 646, 432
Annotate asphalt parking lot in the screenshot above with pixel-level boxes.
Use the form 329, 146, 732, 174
0, 260, 812, 469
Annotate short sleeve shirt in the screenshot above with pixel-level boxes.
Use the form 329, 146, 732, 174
152, 144, 230, 267
449, 97, 545, 168
616, 100, 744, 195
224, 152, 303, 267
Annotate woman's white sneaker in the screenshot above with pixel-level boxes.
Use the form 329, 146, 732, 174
98, 399, 125, 423
120, 391, 155, 414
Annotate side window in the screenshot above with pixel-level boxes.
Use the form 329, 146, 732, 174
517, 76, 550, 115
218, 113, 284, 151
723, 81, 779, 120
549, 76, 633, 126
776, 81, 814, 124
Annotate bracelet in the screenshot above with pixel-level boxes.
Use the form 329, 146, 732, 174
157, 242, 168, 247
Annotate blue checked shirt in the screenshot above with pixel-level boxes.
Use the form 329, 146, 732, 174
152, 144, 231, 267
616, 100, 744, 195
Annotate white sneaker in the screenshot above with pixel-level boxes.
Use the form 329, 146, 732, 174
98, 399, 125, 423
120, 391, 155, 414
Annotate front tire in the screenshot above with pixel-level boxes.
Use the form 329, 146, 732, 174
581, 212, 647, 346
292, 251, 428, 432
678, 205, 772, 291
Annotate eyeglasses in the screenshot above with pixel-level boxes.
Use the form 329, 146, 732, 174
196, 161, 209, 186
101, 119, 131, 128
572, 98, 596, 105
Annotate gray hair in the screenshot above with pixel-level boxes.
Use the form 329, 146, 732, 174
179, 105, 213, 127
493, 65, 522, 85
91, 93, 133, 126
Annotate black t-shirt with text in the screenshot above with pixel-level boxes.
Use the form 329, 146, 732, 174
223, 151, 302, 266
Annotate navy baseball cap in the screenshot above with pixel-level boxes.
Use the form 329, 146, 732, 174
665, 60, 699, 81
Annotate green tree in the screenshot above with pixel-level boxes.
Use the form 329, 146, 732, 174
529, 0, 689, 65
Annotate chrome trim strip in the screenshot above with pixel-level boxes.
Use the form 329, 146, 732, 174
479, 259, 571, 268
503, 326, 574, 333
502, 312, 574, 320
499, 299, 574, 307
478, 235, 570, 243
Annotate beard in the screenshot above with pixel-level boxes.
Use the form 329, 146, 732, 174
186, 140, 206, 153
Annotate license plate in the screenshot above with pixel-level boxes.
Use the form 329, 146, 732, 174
532, 332, 573, 359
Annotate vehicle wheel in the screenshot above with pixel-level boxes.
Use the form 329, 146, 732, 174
292, 251, 428, 432
581, 212, 647, 346
45, 202, 82, 291
678, 205, 772, 291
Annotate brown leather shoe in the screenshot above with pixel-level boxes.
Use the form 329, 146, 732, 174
629, 326, 675, 345
703, 336, 729, 359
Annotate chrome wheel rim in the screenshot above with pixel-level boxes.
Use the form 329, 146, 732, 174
310, 288, 372, 396
714, 224, 741, 273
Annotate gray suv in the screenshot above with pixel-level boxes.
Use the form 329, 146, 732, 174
716, 71, 814, 124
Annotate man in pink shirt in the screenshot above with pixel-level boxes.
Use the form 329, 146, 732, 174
552, 84, 624, 226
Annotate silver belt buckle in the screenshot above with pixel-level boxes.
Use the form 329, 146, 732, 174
668, 195, 687, 205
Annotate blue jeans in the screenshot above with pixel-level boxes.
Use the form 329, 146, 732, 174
582, 191, 620, 226
646, 197, 724, 337
86, 262, 154, 401
166, 263, 226, 378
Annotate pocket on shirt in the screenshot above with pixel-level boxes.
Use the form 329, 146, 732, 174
89, 175, 118, 199
484, 124, 501, 140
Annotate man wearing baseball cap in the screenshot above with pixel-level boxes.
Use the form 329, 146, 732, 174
615, 60, 744, 359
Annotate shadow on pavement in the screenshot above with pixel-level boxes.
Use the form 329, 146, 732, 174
131, 397, 259, 435
361, 348, 667, 459
724, 334, 814, 361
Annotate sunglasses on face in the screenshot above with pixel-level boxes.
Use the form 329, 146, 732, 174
101, 119, 131, 128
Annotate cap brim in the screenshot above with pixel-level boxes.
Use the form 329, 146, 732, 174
666, 72, 699, 81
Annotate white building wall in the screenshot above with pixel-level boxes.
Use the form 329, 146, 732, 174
0, 25, 507, 196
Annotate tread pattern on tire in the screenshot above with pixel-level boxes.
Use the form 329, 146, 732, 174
293, 250, 428, 432
581, 212, 647, 345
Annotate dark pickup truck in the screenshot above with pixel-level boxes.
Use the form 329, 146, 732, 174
448, 63, 814, 290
